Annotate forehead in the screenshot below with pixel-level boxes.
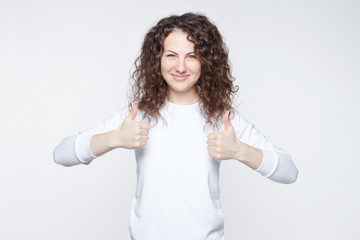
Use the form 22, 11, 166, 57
163, 30, 195, 52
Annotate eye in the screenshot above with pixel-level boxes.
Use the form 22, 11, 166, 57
166, 54, 176, 58
188, 55, 196, 59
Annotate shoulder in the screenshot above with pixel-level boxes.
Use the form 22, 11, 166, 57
229, 107, 256, 133
97, 104, 132, 130
230, 107, 252, 125
205, 107, 253, 132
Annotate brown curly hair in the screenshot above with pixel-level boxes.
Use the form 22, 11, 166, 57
129, 12, 239, 126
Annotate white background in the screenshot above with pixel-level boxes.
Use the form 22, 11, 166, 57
1, 0, 359, 239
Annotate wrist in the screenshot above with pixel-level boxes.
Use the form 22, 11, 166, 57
235, 141, 263, 170
108, 129, 122, 149
234, 140, 246, 162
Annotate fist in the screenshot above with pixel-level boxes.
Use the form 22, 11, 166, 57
114, 102, 150, 149
207, 110, 242, 160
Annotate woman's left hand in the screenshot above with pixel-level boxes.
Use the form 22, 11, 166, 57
207, 111, 263, 170
207, 110, 243, 160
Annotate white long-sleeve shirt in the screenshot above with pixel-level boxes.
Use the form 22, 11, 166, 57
53, 100, 298, 240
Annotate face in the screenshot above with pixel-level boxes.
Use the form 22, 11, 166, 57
160, 29, 201, 104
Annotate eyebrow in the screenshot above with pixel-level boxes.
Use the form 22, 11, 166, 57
164, 50, 195, 55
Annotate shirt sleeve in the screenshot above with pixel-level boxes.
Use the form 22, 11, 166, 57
232, 109, 298, 184
53, 106, 129, 167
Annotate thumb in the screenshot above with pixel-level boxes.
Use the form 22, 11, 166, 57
223, 110, 233, 131
128, 102, 138, 120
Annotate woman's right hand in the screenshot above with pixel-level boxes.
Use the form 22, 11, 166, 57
113, 102, 150, 149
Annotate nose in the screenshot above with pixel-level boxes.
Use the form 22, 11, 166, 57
175, 58, 186, 73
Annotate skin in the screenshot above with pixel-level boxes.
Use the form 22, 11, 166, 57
89, 102, 150, 156
160, 29, 201, 105
89, 29, 263, 170
207, 110, 263, 170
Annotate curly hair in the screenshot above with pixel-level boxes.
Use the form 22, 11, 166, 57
129, 12, 239, 126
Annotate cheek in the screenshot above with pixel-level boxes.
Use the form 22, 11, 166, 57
191, 62, 202, 75
160, 59, 172, 74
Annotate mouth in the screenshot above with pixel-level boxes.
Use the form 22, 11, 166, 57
171, 74, 190, 81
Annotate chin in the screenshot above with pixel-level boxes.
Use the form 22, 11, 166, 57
170, 84, 192, 92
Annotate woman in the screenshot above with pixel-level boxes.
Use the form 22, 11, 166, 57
53, 12, 298, 240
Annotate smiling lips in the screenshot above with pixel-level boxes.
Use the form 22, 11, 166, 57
171, 74, 190, 81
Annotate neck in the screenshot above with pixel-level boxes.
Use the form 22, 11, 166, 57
167, 90, 200, 105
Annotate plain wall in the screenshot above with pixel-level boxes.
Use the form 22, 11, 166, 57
1, 0, 359, 239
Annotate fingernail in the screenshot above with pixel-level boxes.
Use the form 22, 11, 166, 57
130, 102, 132, 108
228, 111, 231, 117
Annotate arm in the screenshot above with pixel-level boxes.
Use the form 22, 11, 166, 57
232, 140, 298, 184
207, 109, 298, 184
53, 102, 150, 167
233, 110, 298, 184
53, 111, 123, 167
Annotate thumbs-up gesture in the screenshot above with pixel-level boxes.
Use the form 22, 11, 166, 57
207, 111, 244, 160
114, 102, 150, 149
207, 111, 263, 169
